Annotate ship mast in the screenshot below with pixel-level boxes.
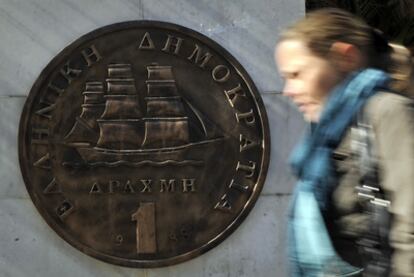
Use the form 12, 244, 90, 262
64, 81, 105, 145
96, 64, 144, 150
141, 65, 189, 148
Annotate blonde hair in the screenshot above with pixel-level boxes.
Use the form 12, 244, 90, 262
279, 8, 413, 94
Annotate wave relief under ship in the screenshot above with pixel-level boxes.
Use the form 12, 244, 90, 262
64, 63, 225, 165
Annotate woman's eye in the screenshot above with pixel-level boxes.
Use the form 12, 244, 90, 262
282, 71, 299, 80
285, 72, 299, 79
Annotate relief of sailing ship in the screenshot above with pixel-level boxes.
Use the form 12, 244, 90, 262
64, 63, 225, 166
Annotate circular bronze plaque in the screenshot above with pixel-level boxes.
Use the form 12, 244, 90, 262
19, 21, 270, 267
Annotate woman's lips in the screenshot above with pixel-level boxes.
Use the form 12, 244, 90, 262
297, 103, 308, 112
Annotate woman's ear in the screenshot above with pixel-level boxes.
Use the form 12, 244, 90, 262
330, 42, 364, 72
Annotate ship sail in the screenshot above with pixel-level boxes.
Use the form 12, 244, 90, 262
141, 65, 189, 148
96, 64, 144, 150
64, 62, 227, 165
64, 81, 105, 145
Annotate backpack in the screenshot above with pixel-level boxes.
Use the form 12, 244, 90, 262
352, 109, 392, 276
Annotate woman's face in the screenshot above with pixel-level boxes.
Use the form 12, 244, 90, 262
275, 39, 342, 122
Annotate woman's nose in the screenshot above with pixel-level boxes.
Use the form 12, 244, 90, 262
282, 82, 296, 97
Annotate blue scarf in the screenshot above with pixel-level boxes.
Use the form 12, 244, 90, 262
288, 69, 390, 276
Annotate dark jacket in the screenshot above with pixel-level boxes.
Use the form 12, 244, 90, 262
329, 92, 414, 276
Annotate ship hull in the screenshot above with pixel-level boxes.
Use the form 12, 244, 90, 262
75, 137, 226, 164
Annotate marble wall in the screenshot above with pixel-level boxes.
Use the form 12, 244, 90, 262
0, 1, 305, 276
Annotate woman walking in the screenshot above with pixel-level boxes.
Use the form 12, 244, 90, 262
275, 8, 414, 276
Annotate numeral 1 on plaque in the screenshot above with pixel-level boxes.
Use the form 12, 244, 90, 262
131, 202, 157, 254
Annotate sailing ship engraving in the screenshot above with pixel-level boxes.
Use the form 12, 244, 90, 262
63, 63, 225, 167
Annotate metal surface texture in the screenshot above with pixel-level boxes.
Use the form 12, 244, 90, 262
18, 21, 270, 267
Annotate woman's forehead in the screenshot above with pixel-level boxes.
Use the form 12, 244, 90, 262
276, 40, 316, 59
276, 40, 317, 70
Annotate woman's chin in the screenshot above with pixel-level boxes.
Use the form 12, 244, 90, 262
303, 112, 320, 123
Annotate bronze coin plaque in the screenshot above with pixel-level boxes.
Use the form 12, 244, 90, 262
19, 21, 270, 267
